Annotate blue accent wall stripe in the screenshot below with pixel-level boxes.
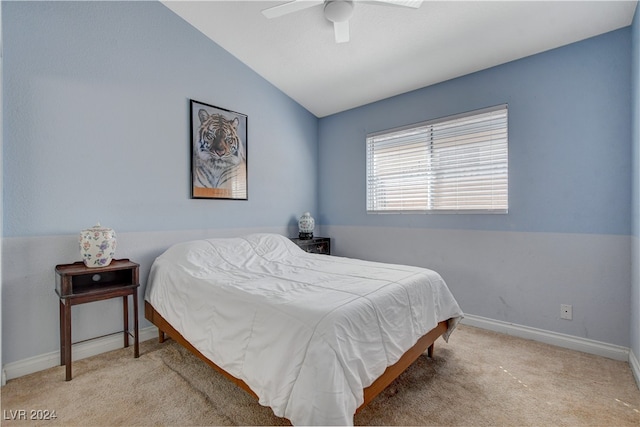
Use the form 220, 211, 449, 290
319, 28, 632, 236
2, 1, 318, 237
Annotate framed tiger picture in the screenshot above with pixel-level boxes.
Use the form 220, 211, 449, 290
190, 99, 248, 200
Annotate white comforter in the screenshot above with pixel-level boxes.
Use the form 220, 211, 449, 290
145, 233, 463, 426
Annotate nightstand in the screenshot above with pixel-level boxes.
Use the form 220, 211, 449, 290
55, 259, 140, 381
290, 237, 331, 255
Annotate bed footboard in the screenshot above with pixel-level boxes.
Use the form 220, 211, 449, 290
145, 301, 448, 417
144, 301, 259, 400
357, 320, 447, 411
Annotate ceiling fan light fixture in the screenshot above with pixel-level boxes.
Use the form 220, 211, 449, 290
324, 0, 354, 23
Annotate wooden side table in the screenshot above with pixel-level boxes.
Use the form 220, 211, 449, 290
290, 237, 331, 255
55, 259, 140, 381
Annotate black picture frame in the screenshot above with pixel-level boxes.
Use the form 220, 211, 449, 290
190, 99, 248, 200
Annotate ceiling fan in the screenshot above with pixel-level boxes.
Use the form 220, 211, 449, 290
261, 0, 423, 44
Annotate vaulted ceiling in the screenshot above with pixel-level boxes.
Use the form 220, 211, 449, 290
163, 1, 638, 117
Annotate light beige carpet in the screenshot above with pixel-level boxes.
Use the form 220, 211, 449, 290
2, 325, 639, 426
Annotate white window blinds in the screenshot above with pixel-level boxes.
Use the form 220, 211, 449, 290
366, 104, 508, 213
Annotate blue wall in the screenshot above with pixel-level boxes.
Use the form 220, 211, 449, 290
318, 28, 634, 347
631, 5, 640, 374
319, 29, 631, 236
3, 1, 318, 237
1, 0, 318, 366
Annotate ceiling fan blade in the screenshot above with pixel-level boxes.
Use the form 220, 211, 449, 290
334, 20, 350, 43
368, 0, 423, 8
262, 0, 324, 19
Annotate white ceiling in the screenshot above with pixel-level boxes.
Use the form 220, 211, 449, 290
163, 0, 638, 117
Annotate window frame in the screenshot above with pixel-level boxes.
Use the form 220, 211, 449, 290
366, 104, 508, 214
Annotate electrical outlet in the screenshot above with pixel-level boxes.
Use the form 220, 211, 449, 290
561, 304, 572, 320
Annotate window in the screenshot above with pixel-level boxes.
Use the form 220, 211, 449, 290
366, 104, 508, 213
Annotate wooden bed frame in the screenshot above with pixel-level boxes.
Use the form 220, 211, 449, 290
145, 301, 448, 417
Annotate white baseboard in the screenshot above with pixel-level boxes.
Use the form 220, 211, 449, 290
629, 349, 640, 390
4, 319, 638, 390
461, 314, 630, 361
2, 326, 158, 382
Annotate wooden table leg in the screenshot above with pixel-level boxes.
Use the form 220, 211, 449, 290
133, 290, 139, 358
123, 295, 129, 348
63, 300, 72, 381
59, 300, 65, 366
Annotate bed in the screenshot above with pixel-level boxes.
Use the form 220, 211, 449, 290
144, 233, 463, 425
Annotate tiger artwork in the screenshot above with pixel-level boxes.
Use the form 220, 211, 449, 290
193, 109, 247, 199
